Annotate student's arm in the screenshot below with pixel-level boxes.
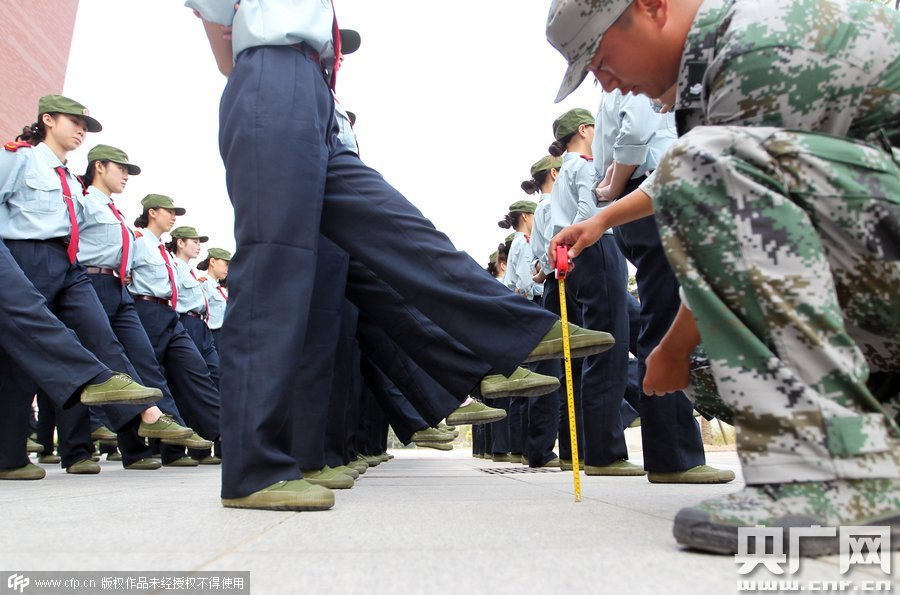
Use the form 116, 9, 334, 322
186, 1, 236, 77
643, 304, 701, 396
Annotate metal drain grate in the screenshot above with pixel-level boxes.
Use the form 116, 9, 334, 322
479, 467, 561, 475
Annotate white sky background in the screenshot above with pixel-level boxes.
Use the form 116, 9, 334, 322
63, 0, 604, 265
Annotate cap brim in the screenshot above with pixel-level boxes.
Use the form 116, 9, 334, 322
554, 51, 594, 103
173, 207, 186, 216
340, 29, 361, 55
117, 162, 141, 175
198, 236, 209, 243
83, 116, 102, 133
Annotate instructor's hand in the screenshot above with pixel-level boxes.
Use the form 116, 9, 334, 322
643, 344, 691, 396
548, 216, 606, 266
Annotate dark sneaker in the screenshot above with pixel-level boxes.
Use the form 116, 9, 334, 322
648, 464, 735, 484
222, 480, 334, 511
480, 367, 561, 399
446, 401, 507, 426
523, 321, 615, 363
161, 432, 213, 449
0, 463, 46, 480
67, 459, 101, 474
584, 460, 646, 476
125, 458, 162, 470
301, 466, 354, 490
674, 478, 900, 556
163, 456, 199, 468
138, 415, 194, 440
80, 374, 162, 405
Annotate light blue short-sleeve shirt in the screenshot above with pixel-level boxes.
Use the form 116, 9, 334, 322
78, 186, 135, 272
128, 232, 175, 300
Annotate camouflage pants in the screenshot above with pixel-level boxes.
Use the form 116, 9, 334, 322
652, 126, 900, 485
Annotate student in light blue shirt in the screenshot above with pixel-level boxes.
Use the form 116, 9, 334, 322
187, 0, 609, 511
547, 108, 639, 477
0, 95, 163, 477
129, 195, 221, 467
196, 248, 231, 345
499, 200, 541, 301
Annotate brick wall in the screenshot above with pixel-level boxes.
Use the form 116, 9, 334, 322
0, 1, 80, 140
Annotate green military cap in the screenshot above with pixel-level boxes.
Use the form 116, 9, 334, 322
38, 94, 102, 132
207, 247, 232, 261
504, 233, 515, 244
489, 250, 499, 264
141, 194, 186, 216
340, 29, 361, 55
546, 0, 633, 102
87, 144, 141, 175
508, 200, 537, 214
530, 156, 563, 178
170, 226, 209, 242
346, 111, 357, 126
553, 108, 595, 140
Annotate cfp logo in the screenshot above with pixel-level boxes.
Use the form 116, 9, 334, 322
6, 574, 29, 593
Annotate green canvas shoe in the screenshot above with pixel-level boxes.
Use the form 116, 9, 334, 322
412, 427, 454, 444
349, 458, 368, 475
26, 438, 44, 454
491, 453, 519, 463
417, 442, 453, 451
301, 466, 354, 489
38, 454, 61, 465
364, 455, 382, 467
674, 478, 900, 556
0, 463, 46, 480
80, 374, 162, 405
138, 415, 194, 440
480, 367, 560, 399
378, 453, 390, 462
446, 400, 507, 426
67, 459, 101, 474
648, 465, 735, 484
539, 457, 561, 468
125, 458, 162, 470
163, 456, 199, 468
523, 321, 615, 363
107, 452, 122, 462
194, 456, 222, 465
584, 460, 646, 476
90, 426, 117, 442
161, 432, 214, 449
559, 459, 585, 471
334, 465, 359, 480
222, 479, 334, 511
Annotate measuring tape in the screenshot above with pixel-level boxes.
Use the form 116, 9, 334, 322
555, 244, 581, 502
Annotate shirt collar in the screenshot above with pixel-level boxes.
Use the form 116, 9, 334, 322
673, 0, 734, 123
35, 142, 65, 169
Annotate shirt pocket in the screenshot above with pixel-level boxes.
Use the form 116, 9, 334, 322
91, 206, 124, 245
21, 170, 62, 214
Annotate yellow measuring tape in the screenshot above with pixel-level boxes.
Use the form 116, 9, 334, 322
555, 245, 581, 502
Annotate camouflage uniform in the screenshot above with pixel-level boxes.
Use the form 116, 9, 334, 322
548, 0, 900, 554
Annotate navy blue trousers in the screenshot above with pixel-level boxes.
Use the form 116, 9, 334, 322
0, 239, 108, 406
0, 241, 144, 468
323, 299, 358, 468
218, 45, 556, 497
180, 314, 221, 389
360, 354, 428, 443
133, 300, 220, 448
567, 237, 631, 466
614, 201, 706, 473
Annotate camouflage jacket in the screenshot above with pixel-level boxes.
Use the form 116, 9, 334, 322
641, 0, 900, 199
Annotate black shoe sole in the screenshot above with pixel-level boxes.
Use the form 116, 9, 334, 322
674, 508, 900, 556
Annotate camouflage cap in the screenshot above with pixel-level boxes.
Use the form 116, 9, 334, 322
508, 200, 538, 214
38, 94, 102, 132
87, 144, 141, 175
170, 226, 209, 242
553, 108, 595, 140
530, 156, 564, 177
546, 0, 633, 102
141, 194, 186, 216
207, 247, 232, 261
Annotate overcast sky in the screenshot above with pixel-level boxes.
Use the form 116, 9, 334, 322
63, 1, 604, 265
